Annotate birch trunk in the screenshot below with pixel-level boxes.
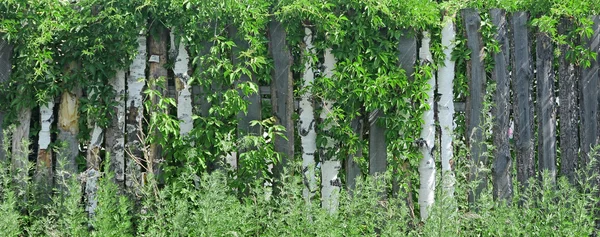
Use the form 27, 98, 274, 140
418, 31, 436, 221
57, 84, 81, 178
490, 9, 513, 201
171, 31, 193, 136
0, 39, 12, 161
148, 23, 169, 178
269, 17, 294, 196
320, 48, 341, 213
12, 108, 31, 192
300, 28, 317, 203
36, 100, 54, 197
85, 89, 104, 217
126, 34, 147, 190
105, 70, 126, 184
437, 17, 456, 198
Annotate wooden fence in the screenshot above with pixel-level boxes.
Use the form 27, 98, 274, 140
0, 8, 598, 206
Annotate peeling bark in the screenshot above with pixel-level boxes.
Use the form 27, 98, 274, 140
418, 31, 436, 221
299, 28, 317, 203
320, 48, 340, 213
57, 85, 81, 177
126, 34, 147, 190
438, 17, 456, 198
106, 70, 126, 183
172, 31, 193, 136
36, 100, 54, 198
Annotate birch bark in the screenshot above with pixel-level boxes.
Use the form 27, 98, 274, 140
438, 17, 456, 198
300, 28, 317, 203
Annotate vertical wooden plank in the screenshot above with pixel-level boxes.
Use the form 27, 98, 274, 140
579, 16, 600, 167
368, 110, 386, 176
393, 29, 417, 197
462, 8, 487, 204
346, 116, 363, 191
172, 31, 193, 136
536, 31, 557, 182
148, 23, 169, 178
126, 34, 147, 190
269, 17, 294, 195
558, 18, 579, 184
490, 9, 513, 201
57, 73, 81, 178
299, 27, 317, 202
105, 70, 126, 184
0, 39, 11, 161
12, 108, 31, 192
36, 100, 54, 197
512, 11, 535, 188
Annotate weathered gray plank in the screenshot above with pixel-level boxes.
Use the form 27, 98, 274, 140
490, 9, 512, 201
558, 18, 579, 184
580, 16, 600, 167
148, 23, 169, 178
512, 11, 535, 188
392, 29, 416, 197
0, 39, 12, 161
462, 8, 487, 204
536, 32, 557, 183
346, 116, 363, 191
269, 17, 294, 194
369, 109, 386, 176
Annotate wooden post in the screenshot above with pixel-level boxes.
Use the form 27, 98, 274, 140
0, 39, 12, 161
579, 16, 600, 167
393, 29, 417, 198
558, 18, 579, 184
536, 31, 557, 183
36, 100, 54, 198
12, 108, 31, 193
269, 17, 294, 196
148, 22, 169, 179
490, 9, 513, 201
511, 11, 535, 188
462, 8, 487, 205
57, 61, 81, 178
172, 31, 193, 137
105, 70, 126, 185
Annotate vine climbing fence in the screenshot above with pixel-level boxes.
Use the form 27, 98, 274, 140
0, 4, 599, 220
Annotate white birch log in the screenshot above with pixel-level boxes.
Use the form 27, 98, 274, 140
105, 70, 126, 182
37, 100, 54, 181
300, 28, 317, 203
85, 89, 104, 218
171, 32, 193, 136
125, 34, 147, 189
320, 48, 340, 213
418, 31, 436, 221
437, 18, 456, 198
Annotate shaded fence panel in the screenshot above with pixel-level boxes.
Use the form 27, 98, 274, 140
490, 9, 512, 201
0, 39, 11, 161
558, 18, 580, 183
511, 12, 535, 187
536, 32, 557, 182
580, 16, 600, 166
462, 8, 487, 204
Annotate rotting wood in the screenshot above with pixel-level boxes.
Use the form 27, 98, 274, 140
148, 22, 169, 179
105, 70, 126, 184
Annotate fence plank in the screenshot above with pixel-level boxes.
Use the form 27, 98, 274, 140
393, 29, 417, 197
558, 18, 579, 184
512, 11, 535, 188
106, 70, 126, 184
57, 62, 81, 178
126, 34, 147, 190
12, 108, 31, 193
36, 100, 54, 199
269, 18, 294, 195
148, 23, 169, 177
536, 32, 557, 182
369, 109, 386, 176
172, 31, 193, 136
0, 39, 11, 161
579, 16, 600, 166
462, 8, 487, 204
490, 9, 512, 201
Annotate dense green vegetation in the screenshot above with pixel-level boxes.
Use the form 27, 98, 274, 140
1, 0, 600, 236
